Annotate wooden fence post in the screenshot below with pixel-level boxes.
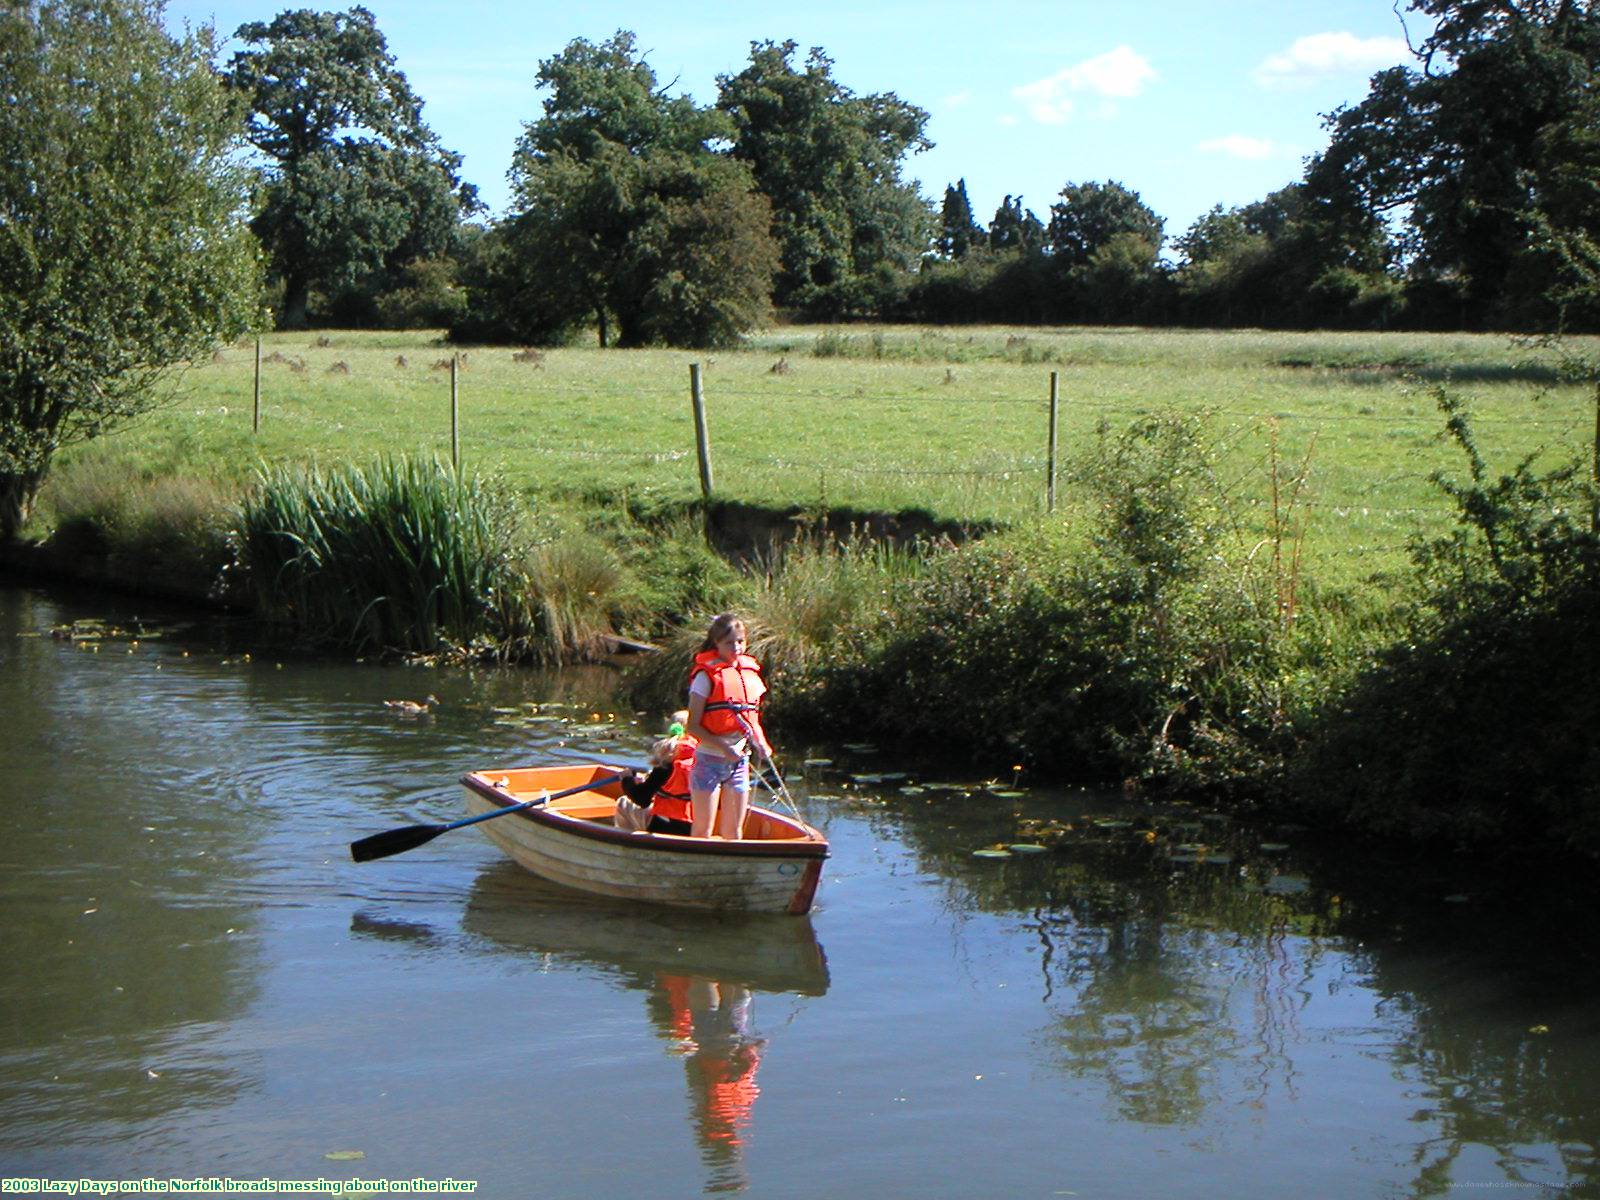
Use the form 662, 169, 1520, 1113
450, 353, 460, 470
252, 336, 261, 433
690, 362, 714, 499
1047, 371, 1060, 513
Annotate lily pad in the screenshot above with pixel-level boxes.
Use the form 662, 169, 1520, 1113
841, 743, 879, 754
1199, 852, 1234, 865
899, 786, 927, 795
989, 789, 1025, 799
1093, 819, 1132, 830
803, 758, 833, 768
1265, 874, 1311, 895
1257, 842, 1290, 853
324, 1150, 365, 1162
972, 848, 1011, 859
1007, 843, 1048, 855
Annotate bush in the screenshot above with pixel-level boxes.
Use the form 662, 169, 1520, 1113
787, 414, 1321, 789
1297, 390, 1600, 854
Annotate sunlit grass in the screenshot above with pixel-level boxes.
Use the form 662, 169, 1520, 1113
58, 323, 1599, 587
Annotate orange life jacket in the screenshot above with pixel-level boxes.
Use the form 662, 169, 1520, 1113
653, 737, 697, 824
689, 649, 766, 738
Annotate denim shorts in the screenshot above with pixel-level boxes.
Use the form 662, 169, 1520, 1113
689, 752, 749, 794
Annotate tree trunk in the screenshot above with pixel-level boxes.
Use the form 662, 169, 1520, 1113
281, 271, 311, 330
595, 306, 609, 349
0, 463, 48, 543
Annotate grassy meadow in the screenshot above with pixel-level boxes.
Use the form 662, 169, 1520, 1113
47, 323, 1600, 587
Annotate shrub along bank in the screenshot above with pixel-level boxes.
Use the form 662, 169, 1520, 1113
13, 398, 1598, 862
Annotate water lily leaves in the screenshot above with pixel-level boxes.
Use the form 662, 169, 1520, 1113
989, 789, 1025, 799
1092, 819, 1132, 830
1265, 874, 1311, 895
1007, 844, 1048, 855
841, 743, 879, 754
1257, 842, 1290, 853
804, 758, 833, 768
972, 848, 1011, 859
324, 1150, 365, 1161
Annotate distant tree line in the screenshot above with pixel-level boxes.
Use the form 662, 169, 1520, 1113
211, 2, 1600, 342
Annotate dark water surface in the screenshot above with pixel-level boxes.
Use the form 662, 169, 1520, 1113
2, 584, 1598, 1198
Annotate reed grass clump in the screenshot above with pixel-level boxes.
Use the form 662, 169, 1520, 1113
234, 456, 522, 654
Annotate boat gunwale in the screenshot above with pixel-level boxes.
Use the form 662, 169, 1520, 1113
460, 770, 830, 860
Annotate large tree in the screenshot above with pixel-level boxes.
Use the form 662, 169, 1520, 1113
488, 32, 777, 348
0, 0, 261, 539
718, 41, 934, 316
226, 6, 475, 327
938, 179, 982, 259
1047, 180, 1164, 266
1312, 0, 1600, 327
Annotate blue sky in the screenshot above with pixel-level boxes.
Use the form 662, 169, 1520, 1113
165, 0, 1429, 244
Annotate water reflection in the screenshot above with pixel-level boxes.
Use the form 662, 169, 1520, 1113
399, 865, 828, 1194
828, 783, 1600, 1195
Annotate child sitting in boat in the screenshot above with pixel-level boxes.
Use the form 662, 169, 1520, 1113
616, 711, 697, 835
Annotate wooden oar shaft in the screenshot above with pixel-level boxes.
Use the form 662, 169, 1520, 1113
350, 772, 625, 863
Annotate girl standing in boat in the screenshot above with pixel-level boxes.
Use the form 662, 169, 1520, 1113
685, 613, 771, 840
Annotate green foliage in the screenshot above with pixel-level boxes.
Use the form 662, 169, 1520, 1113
226, 7, 475, 328
939, 179, 982, 259
374, 257, 467, 329
1311, 0, 1600, 329
0, 0, 262, 540
37, 458, 237, 589
473, 32, 778, 349
988, 195, 1045, 253
718, 40, 934, 317
1047, 181, 1165, 268
1299, 389, 1600, 854
789, 415, 1317, 788
233, 457, 523, 654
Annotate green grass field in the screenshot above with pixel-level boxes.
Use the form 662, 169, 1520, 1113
61, 323, 1598, 586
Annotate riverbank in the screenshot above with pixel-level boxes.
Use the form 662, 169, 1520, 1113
11, 326, 1597, 863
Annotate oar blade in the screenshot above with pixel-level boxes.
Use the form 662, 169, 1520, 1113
350, 822, 448, 863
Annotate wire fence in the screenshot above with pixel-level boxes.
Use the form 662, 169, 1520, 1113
213, 340, 1599, 568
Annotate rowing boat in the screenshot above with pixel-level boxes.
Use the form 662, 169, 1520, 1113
458, 762, 829, 915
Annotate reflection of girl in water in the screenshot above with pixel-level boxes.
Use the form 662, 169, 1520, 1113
650, 973, 767, 1194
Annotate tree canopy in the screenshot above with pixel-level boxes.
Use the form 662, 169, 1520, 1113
467, 31, 777, 349
226, 6, 476, 327
0, 0, 261, 539
718, 41, 934, 316
1311, 0, 1600, 327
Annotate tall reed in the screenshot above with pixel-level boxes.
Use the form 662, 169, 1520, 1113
233, 456, 520, 654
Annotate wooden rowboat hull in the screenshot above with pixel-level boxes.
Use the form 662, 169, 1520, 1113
459, 763, 828, 915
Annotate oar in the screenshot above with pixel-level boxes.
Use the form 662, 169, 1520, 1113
350, 772, 625, 863
734, 714, 804, 819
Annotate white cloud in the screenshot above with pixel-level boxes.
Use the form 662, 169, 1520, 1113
1197, 134, 1278, 160
1012, 46, 1157, 125
1254, 32, 1410, 88
997, 114, 1019, 127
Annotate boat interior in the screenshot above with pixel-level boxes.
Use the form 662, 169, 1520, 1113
468, 763, 820, 843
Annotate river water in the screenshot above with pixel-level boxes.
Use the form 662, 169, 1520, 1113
2, 583, 1597, 1199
